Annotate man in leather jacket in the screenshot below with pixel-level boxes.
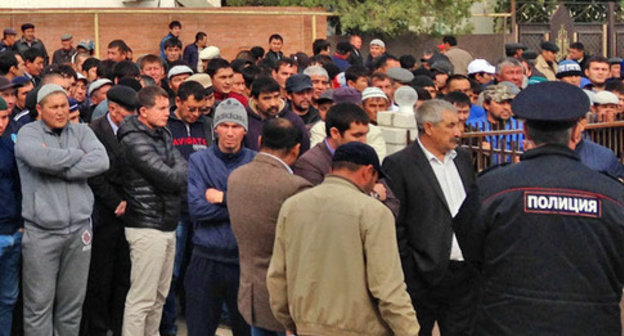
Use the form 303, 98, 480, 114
117, 85, 187, 336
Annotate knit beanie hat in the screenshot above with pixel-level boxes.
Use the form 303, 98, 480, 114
213, 98, 248, 131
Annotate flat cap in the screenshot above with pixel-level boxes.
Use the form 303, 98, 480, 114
333, 87, 362, 104
430, 60, 454, 75
411, 75, 435, 88
387, 67, 414, 84
333, 142, 386, 179
3, 28, 16, 36
87, 78, 113, 97
361, 86, 388, 102
467, 59, 495, 75
285, 74, 313, 93
369, 39, 385, 48
556, 60, 583, 79
107, 85, 138, 111
608, 57, 623, 65
504, 42, 527, 52
185, 73, 213, 89
37, 84, 67, 104
77, 39, 95, 51
593, 91, 619, 105
11, 76, 30, 87
483, 83, 516, 103
199, 46, 220, 61
168, 65, 193, 80
522, 49, 539, 61
317, 89, 334, 103
512, 81, 589, 121
61, 33, 72, 41
0, 77, 18, 91
540, 41, 560, 52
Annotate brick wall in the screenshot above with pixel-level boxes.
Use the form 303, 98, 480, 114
0, 7, 328, 61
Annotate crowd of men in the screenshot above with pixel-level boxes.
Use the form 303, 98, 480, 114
2, 19, 624, 336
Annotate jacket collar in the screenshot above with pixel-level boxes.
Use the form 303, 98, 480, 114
212, 142, 246, 162
323, 174, 366, 194
247, 98, 287, 120
255, 152, 293, 173
521, 143, 580, 162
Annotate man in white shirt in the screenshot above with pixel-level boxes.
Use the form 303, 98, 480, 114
382, 99, 478, 336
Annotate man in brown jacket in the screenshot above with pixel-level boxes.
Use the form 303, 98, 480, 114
227, 118, 312, 336
268, 142, 420, 336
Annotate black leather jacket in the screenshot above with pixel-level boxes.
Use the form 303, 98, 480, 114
117, 115, 187, 231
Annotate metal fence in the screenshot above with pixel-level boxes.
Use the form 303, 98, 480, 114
460, 120, 624, 172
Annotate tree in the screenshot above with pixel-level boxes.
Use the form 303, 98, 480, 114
226, 0, 477, 36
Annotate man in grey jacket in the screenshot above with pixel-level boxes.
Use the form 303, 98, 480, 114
15, 84, 109, 336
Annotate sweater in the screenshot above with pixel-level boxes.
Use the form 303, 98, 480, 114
0, 134, 22, 234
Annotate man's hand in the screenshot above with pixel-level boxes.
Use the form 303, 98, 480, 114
114, 201, 127, 217
205, 188, 224, 204
372, 183, 387, 201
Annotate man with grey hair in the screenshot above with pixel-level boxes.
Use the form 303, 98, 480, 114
495, 57, 524, 90
382, 99, 477, 335
302, 65, 330, 108
15, 84, 109, 335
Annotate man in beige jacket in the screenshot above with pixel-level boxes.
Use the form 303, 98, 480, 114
535, 41, 559, 81
267, 142, 419, 336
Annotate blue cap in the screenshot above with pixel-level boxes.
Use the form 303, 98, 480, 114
11, 76, 30, 86
285, 74, 313, 93
511, 81, 589, 121
333, 142, 386, 179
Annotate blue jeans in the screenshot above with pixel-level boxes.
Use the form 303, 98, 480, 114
251, 326, 286, 336
0, 230, 22, 336
160, 217, 192, 334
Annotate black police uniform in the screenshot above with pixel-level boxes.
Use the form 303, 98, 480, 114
453, 81, 624, 335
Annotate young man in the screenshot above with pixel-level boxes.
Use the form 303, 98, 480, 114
0, 51, 25, 81
302, 65, 330, 108
163, 37, 183, 70
207, 58, 247, 106
0, 28, 17, 53
22, 48, 45, 86
244, 77, 309, 153
345, 65, 370, 92
118, 86, 187, 336
139, 54, 165, 87
584, 56, 610, 92
186, 98, 255, 336
442, 35, 473, 76
265, 34, 284, 66
16, 84, 109, 335
160, 21, 182, 61
556, 60, 583, 87
268, 142, 419, 336
271, 58, 298, 99
183, 32, 207, 72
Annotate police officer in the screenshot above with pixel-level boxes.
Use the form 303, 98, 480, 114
453, 81, 624, 335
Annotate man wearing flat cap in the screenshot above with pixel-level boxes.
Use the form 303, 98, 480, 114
535, 41, 559, 81
15, 84, 109, 335
14, 23, 49, 65
453, 81, 624, 335
285, 74, 319, 126
268, 141, 420, 336
81, 85, 137, 336
52, 33, 76, 65
0, 28, 17, 53
504, 42, 527, 59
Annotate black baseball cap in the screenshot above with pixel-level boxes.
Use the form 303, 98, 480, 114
333, 142, 386, 179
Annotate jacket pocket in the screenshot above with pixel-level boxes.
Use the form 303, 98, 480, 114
34, 190, 65, 228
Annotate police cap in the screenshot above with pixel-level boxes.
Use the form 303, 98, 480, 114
511, 81, 589, 121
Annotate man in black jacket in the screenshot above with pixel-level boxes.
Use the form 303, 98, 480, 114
118, 86, 187, 336
382, 99, 477, 336
81, 85, 137, 336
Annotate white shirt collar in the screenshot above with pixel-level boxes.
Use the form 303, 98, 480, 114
258, 152, 293, 174
417, 137, 457, 164
106, 113, 119, 136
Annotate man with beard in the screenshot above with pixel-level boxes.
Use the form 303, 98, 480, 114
285, 74, 319, 126
244, 77, 309, 152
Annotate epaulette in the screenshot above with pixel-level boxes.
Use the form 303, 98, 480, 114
478, 162, 511, 177
599, 170, 624, 185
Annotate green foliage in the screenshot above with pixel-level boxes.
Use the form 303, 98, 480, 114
225, 0, 478, 36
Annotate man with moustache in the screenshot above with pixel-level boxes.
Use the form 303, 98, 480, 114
244, 77, 309, 152
382, 99, 477, 335
285, 74, 319, 126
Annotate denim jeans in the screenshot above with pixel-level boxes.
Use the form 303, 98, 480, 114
251, 326, 286, 336
0, 230, 22, 336
160, 217, 192, 335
